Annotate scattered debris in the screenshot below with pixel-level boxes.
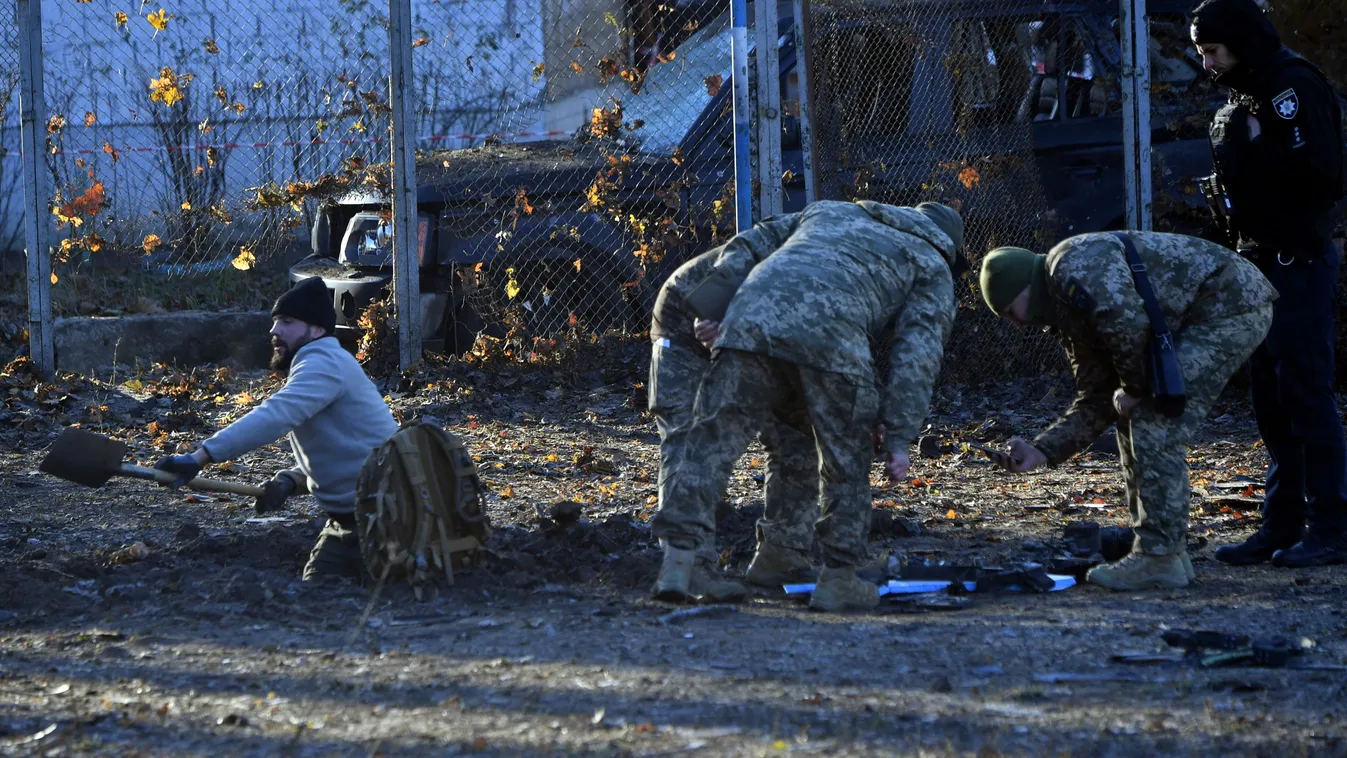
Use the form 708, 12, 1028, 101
1063, 521, 1134, 562
1160, 628, 1318, 669
108, 541, 150, 565
917, 434, 946, 458
7, 724, 61, 746
657, 604, 738, 625
1033, 672, 1171, 684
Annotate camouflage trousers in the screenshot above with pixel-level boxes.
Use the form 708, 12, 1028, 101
650, 340, 819, 557
652, 348, 878, 567
1118, 305, 1274, 555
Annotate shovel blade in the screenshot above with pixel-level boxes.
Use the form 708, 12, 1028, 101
39, 427, 129, 488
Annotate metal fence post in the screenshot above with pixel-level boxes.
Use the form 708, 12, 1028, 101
389, 0, 421, 371
16, 0, 53, 377
1120, 0, 1153, 230
754, 0, 783, 218
791, 0, 818, 205
730, 0, 753, 232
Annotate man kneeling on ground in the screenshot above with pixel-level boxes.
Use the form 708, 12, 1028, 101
155, 277, 398, 581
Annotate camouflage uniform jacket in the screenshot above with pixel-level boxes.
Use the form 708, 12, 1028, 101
1034, 231, 1278, 464
649, 215, 801, 353
712, 200, 959, 452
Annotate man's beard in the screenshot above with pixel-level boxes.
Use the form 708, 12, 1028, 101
270, 336, 303, 373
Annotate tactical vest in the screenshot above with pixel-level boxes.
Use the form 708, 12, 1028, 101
1209, 54, 1346, 241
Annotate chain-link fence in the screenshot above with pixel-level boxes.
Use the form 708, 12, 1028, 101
7, 0, 1222, 383
24, 1, 393, 317
805, 0, 1065, 382
380, 0, 738, 360
1, 8, 25, 357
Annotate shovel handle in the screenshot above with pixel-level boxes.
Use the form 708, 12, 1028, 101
122, 464, 266, 498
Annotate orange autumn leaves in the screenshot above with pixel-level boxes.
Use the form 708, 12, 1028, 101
53, 180, 105, 228
149, 67, 191, 107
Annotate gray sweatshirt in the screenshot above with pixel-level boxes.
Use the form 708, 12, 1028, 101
201, 336, 398, 513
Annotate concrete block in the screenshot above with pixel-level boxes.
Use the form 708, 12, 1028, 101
54, 311, 273, 374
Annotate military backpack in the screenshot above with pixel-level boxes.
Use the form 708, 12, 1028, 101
355, 420, 491, 597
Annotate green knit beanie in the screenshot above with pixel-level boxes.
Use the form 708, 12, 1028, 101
979, 247, 1048, 321
915, 202, 964, 252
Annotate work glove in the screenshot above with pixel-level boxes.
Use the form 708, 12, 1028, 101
255, 475, 297, 514
154, 454, 202, 489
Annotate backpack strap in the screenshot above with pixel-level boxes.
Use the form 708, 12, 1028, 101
1111, 232, 1174, 348
369, 446, 407, 568
390, 429, 453, 585
425, 424, 490, 527
422, 423, 489, 568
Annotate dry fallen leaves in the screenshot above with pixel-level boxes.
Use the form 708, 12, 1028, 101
146, 8, 171, 33
142, 234, 162, 254
149, 67, 191, 107
231, 248, 256, 271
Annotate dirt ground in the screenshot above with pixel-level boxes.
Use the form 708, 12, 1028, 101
1, 349, 1345, 757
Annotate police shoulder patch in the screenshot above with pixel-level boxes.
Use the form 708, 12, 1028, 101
1272, 88, 1299, 120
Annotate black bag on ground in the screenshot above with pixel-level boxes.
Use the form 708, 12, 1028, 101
1112, 232, 1186, 418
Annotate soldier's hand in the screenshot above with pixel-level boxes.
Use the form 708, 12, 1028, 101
883, 450, 910, 482
1006, 437, 1047, 474
1112, 388, 1141, 419
1247, 113, 1261, 140
154, 453, 203, 489
255, 475, 298, 514
693, 318, 720, 349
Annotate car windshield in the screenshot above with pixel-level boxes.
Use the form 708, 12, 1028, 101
611, 12, 732, 156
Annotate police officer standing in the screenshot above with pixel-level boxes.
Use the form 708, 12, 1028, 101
1192, 0, 1347, 567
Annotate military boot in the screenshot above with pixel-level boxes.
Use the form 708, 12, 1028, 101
302, 515, 364, 582
652, 543, 747, 603
651, 543, 696, 602
1085, 552, 1188, 591
808, 566, 879, 612
745, 542, 817, 587
689, 562, 748, 602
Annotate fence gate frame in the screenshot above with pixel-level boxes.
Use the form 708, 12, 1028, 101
17, 0, 54, 377
1120, 0, 1153, 230
389, 0, 422, 372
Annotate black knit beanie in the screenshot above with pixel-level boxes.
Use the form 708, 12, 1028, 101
1191, 0, 1281, 66
272, 277, 337, 333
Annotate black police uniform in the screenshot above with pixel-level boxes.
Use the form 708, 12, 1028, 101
1194, 0, 1347, 566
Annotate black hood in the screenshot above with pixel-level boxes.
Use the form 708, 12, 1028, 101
1191, 0, 1282, 71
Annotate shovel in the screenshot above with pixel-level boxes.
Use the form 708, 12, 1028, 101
40, 427, 265, 497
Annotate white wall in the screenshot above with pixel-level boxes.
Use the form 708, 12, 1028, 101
0, 0, 628, 257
